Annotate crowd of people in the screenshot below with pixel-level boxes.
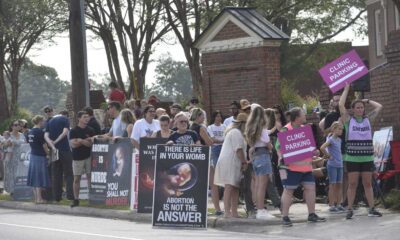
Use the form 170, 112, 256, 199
0, 81, 384, 226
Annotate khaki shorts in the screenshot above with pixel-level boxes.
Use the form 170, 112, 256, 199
73, 158, 91, 176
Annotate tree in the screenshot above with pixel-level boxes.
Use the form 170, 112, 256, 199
18, 59, 70, 114
85, 0, 172, 99
147, 54, 192, 103
162, 0, 367, 99
0, 0, 67, 116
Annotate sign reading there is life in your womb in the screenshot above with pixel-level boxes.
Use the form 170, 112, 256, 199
278, 125, 316, 164
319, 50, 369, 93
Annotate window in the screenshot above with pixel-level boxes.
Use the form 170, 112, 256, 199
396, 6, 400, 30
375, 9, 383, 56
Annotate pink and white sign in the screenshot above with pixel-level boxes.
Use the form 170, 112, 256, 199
319, 50, 368, 93
278, 125, 316, 164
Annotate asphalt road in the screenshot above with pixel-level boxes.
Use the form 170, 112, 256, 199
0, 207, 398, 240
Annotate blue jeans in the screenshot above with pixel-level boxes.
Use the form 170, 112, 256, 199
327, 165, 343, 184
252, 152, 273, 176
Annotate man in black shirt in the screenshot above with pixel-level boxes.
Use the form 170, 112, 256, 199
83, 106, 101, 135
69, 111, 95, 207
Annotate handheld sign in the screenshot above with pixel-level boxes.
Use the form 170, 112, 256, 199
152, 145, 209, 229
319, 50, 368, 93
278, 125, 316, 164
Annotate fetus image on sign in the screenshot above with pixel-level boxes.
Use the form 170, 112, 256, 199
112, 146, 126, 177
158, 162, 198, 197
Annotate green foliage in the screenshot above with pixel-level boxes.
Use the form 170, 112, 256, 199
0, 107, 32, 133
17, 59, 70, 114
146, 54, 193, 104
281, 79, 319, 113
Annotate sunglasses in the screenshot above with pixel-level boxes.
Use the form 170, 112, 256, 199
147, 110, 155, 113
179, 120, 188, 124
13, 124, 20, 127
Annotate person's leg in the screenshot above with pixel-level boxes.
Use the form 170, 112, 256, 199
36, 188, 44, 202
210, 167, 221, 212
266, 174, 281, 208
60, 151, 74, 200
361, 172, 374, 208
223, 185, 233, 217
256, 175, 268, 210
327, 165, 337, 207
243, 165, 255, 213
281, 188, 294, 217
303, 184, 316, 214
73, 175, 81, 200
347, 172, 360, 210
51, 159, 63, 201
231, 187, 240, 217
32, 188, 38, 203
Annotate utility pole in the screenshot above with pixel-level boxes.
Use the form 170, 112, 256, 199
69, 0, 89, 119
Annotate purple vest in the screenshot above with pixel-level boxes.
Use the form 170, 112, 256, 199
346, 117, 373, 156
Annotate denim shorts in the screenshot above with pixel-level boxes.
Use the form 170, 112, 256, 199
327, 165, 343, 184
281, 170, 315, 190
210, 145, 222, 167
252, 151, 273, 176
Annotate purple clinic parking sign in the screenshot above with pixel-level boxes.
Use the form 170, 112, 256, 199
278, 125, 316, 164
319, 50, 369, 93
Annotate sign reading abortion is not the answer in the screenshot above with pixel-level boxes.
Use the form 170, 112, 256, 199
319, 50, 368, 93
152, 145, 209, 229
278, 125, 316, 164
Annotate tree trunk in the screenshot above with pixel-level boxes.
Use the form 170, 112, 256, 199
394, 0, 400, 11
0, 43, 10, 122
9, 68, 19, 116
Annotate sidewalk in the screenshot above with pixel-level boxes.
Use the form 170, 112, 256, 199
0, 199, 393, 229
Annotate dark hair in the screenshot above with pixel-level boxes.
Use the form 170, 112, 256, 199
108, 101, 121, 111
264, 109, 276, 130
190, 97, 199, 104
109, 82, 118, 88
43, 105, 53, 112
230, 101, 241, 109
351, 99, 365, 109
159, 115, 170, 122
289, 107, 303, 122
77, 111, 88, 119
210, 110, 223, 125
59, 110, 69, 116
272, 104, 287, 125
143, 104, 155, 115
83, 106, 94, 116
9, 119, 20, 131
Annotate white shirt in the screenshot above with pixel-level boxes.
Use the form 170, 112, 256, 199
109, 115, 126, 137
207, 124, 226, 145
223, 116, 234, 128
254, 129, 271, 148
131, 118, 160, 142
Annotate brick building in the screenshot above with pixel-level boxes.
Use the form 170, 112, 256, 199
194, 7, 289, 116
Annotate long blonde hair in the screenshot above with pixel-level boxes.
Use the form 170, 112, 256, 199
245, 104, 268, 146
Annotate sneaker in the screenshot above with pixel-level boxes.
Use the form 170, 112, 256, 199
215, 210, 224, 216
368, 208, 382, 217
70, 199, 79, 208
256, 209, 275, 220
346, 209, 353, 220
308, 213, 326, 223
336, 205, 346, 212
282, 216, 293, 227
329, 206, 339, 213
247, 210, 257, 219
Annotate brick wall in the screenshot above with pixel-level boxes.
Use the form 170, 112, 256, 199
211, 21, 249, 41
201, 46, 281, 116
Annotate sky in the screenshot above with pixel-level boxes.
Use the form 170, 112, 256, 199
28, 19, 368, 87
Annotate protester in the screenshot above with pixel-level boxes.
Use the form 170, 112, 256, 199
108, 82, 125, 104
131, 105, 160, 149
245, 104, 275, 220
133, 99, 143, 120
276, 107, 326, 226
155, 108, 166, 119
189, 108, 213, 146
120, 109, 136, 138
189, 97, 207, 124
19, 119, 30, 142
339, 83, 383, 219
167, 112, 200, 145
27, 115, 50, 204
103, 101, 126, 138
3, 120, 26, 195
271, 105, 287, 132
320, 121, 345, 213
44, 110, 74, 201
43, 105, 54, 125
207, 110, 226, 216
214, 113, 248, 218
83, 106, 101, 135
169, 103, 182, 129
223, 101, 240, 127
69, 111, 95, 207
152, 115, 173, 138
240, 99, 251, 115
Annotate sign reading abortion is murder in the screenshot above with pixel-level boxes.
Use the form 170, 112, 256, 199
319, 50, 368, 93
278, 125, 316, 164
152, 145, 209, 228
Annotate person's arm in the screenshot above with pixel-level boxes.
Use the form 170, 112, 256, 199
199, 127, 213, 146
53, 128, 69, 146
318, 118, 326, 132
339, 84, 350, 122
127, 124, 134, 139
44, 132, 56, 150
365, 99, 383, 123
70, 138, 83, 148
319, 141, 331, 159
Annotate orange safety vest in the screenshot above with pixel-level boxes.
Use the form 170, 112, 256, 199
284, 123, 313, 172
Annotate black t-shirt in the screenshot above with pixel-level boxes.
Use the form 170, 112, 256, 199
88, 117, 101, 135
168, 130, 199, 145
28, 128, 46, 156
323, 111, 346, 154
69, 126, 95, 160
190, 123, 206, 145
